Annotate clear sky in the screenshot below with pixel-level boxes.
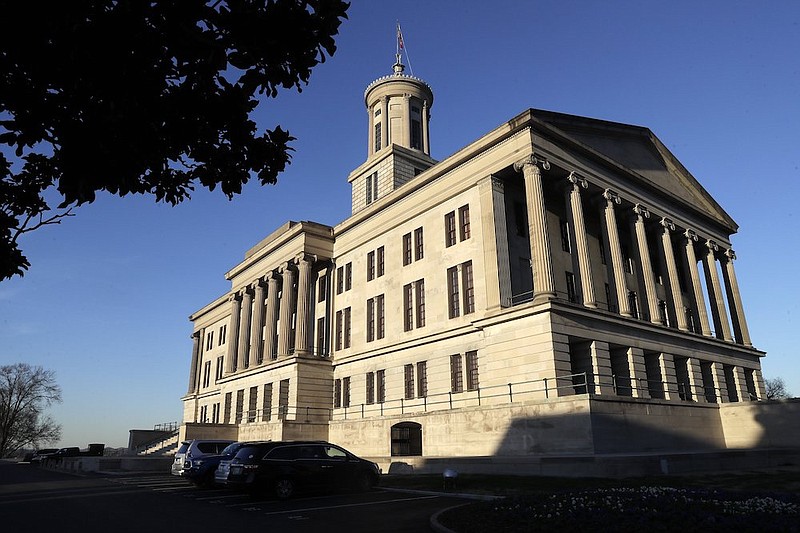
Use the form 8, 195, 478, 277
2, 1, 799, 449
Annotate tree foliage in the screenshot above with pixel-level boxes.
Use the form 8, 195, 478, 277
0, 0, 349, 279
0, 363, 62, 457
764, 377, 790, 400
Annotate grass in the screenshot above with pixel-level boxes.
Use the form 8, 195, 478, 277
381, 468, 800, 532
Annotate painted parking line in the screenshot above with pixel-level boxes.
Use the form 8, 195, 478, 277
226, 494, 439, 512
0, 488, 154, 505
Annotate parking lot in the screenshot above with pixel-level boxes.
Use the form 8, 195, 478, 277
0, 461, 469, 532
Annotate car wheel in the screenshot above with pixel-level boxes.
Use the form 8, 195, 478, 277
274, 478, 295, 500
355, 472, 374, 493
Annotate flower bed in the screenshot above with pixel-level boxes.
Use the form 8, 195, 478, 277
438, 487, 800, 532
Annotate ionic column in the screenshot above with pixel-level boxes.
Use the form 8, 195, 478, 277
684, 230, 712, 336
263, 271, 280, 362
567, 172, 597, 308
660, 218, 688, 331
702, 240, 733, 341
367, 106, 374, 156
249, 280, 266, 367
225, 294, 241, 374
187, 331, 202, 394
277, 262, 296, 357
513, 155, 556, 303
722, 249, 752, 346
602, 190, 631, 316
380, 96, 389, 149
402, 94, 411, 146
632, 204, 659, 323
237, 287, 253, 371
422, 100, 430, 154
293, 254, 316, 356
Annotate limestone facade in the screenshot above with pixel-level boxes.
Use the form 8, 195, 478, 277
180, 59, 767, 473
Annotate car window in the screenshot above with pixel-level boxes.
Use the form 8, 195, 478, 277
266, 446, 302, 460
323, 446, 348, 460
220, 443, 241, 456
176, 443, 190, 454
235, 445, 268, 460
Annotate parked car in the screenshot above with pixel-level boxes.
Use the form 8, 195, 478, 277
215, 441, 271, 486
225, 441, 380, 499
28, 448, 58, 465
182, 441, 251, 487
171, 439, 235, 477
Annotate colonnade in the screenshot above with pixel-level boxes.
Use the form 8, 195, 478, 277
514, 155, 752, 347
222, 253, 319, 376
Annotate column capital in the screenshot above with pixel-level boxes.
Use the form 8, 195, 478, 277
249, 279, 264, 291
725, 248, 737, 260
660, 217, 675, 231
265, 270, 280, 282
191, 331, 201, 340
513, 154, 550, 172
633, 203, 650, 219
706, 239, 719, 252
294, 252, 317, 266
603, 189, 621, 205
279, 261, 294, 274
684, 228, 699, 242
567, 171, 588, 189
228, 292, 241, 303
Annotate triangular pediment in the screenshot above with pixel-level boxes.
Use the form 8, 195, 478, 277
530, 110, 737, 232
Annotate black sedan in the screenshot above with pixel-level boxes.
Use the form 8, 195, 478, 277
226, 441, 380, 499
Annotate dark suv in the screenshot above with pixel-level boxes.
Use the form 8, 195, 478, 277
226, 441, 380, 499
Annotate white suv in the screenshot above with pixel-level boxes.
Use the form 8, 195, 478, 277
171, 439, 234, 476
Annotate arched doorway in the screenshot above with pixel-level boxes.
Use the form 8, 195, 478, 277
390, 421, 422, 456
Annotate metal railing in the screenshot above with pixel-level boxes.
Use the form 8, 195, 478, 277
154, 421, 178, 431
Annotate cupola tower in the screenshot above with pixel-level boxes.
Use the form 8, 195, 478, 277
347, 28, 436, 215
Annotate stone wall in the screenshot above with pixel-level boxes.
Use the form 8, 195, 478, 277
719, 398, 800, 448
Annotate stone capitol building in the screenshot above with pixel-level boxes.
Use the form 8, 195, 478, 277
179, 53, 791, 476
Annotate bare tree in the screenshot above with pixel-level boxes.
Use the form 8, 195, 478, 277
764, 377, 790, 400
0, 363, 62, 457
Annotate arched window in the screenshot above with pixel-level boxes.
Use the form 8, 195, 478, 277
391, 422, 422, 456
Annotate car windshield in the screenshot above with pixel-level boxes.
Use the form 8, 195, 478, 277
220, 443, 242, 456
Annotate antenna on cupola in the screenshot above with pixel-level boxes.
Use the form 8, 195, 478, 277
395, 21, 414, 76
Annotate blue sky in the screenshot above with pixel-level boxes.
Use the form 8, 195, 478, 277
2, 1, 799, 448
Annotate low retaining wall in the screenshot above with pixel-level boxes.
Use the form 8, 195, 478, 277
44, 456, 173, 473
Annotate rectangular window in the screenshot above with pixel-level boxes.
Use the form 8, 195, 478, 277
417, 361, 427, 398
445, 211, 457, 247
344, 307, 351, 348
206, 331, 214, 351
367, 297, 375, 342
414, 227, 424, 260
235, 389, 245, 424
377, 294, 385, 339
560, 219, 571, 252
219, 325, 227, 346
411, 119, 421, 149
462, 261, 474, 315
366, 172, 374, 205
466, 351, 479, 391
318, 276, 327, 302
336, 266, 344, 294
215, 356, 224, 382
415, 280, 426, 327
367, 251, 375, 281
447, 266, 460, 318
224, 392, 232, 424
345, 262, 352, 291
278, 379, 289, 420
199, 405, 207, 423
514, 201, 528, 237
566, 271, 577, 303
377, 246, 385, 277
203, 361, 211, 388
335, 310, 343, 350
374, 123, 382, 153
404, 364, 415, 399
366, 372, 375, 405
459, 205, 471, 241
403, 283, 413, 332
212, 403, 220, 424
262, 383, 273, 421
402, 233, 412, 266
247, 386, 257, 423
450, 354, 463, 393
334, 378, 342, 408
342, 377, 351, 408
376, 369, 386, 403
316, 317, 325, 355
